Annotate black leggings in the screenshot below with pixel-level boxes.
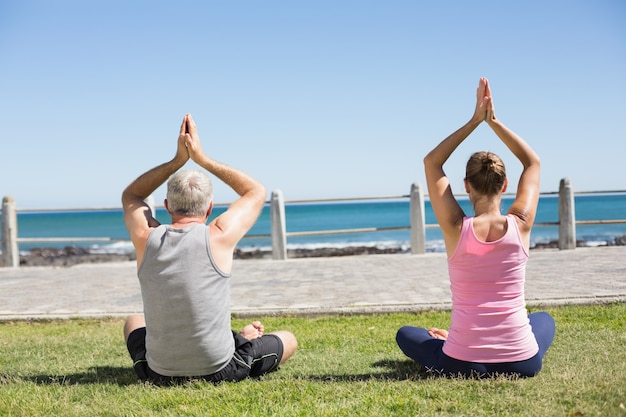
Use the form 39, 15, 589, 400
396, 312, 556, 378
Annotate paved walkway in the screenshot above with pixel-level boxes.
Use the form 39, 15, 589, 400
1, 246, 625, 320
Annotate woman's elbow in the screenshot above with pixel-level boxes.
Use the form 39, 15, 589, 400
423, 153, 437, 168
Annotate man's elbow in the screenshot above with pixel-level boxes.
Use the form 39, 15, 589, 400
121, 188, 142, 210
121, 189, 130, 207
255, 184, 267, 204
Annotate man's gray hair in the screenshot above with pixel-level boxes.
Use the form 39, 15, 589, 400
166, 170, 213, 216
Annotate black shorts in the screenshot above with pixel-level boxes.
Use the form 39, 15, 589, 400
126, 327, 283, 385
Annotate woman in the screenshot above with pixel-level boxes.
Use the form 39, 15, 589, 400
396, 78, 555, 378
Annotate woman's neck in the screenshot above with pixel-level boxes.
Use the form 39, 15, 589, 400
472, 195, 502, 216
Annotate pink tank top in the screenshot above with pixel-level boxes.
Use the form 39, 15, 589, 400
442, 215, 539, 363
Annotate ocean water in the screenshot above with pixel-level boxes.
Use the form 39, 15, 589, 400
4, 193, 626, 255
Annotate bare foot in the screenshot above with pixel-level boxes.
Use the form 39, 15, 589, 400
428, 328, 449, 340
240, 321, 264, 340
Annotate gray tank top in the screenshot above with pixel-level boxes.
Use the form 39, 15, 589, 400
137, 223, 234, 376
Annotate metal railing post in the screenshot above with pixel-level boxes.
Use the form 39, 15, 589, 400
271, 190, 287, 260
410, 183, 426, 255
558, 178, 576, 250
1, 196, 20, 267
145, 195, 155, 219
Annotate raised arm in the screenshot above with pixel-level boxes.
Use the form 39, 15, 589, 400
121, 115, 190, 262
183, 114, 266, 268
424, 78, 489, 255
485, 86, 541, 237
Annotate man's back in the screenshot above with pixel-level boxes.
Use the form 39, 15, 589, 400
138, 223, 234, 376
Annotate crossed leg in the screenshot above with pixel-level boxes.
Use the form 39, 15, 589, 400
123, 315, 297, 365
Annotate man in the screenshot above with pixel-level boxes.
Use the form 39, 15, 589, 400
122, 113, 297, 385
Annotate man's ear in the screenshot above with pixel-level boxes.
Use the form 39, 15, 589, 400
206, 201, 214, 218
164, 199, 171, 214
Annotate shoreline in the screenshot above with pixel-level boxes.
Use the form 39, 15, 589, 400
16, 236, 626, 267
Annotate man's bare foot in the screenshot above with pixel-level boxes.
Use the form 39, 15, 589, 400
240, 321, 264, 340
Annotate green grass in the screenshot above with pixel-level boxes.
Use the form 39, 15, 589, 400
1, 303, 625, 416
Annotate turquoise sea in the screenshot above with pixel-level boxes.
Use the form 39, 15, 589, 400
4, 193, 626, 255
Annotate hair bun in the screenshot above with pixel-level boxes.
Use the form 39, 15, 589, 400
466, 151, 506, 195
482, 155, 495, 171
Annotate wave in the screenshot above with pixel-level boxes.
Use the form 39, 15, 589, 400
13, 238, 449, 256
12, 230, 625, 257
88, 241, 136, 255
14, 234, 623, 257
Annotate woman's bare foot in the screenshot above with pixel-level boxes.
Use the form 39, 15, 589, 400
240, 321, 264, 340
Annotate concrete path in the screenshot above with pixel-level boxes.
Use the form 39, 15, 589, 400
1, 246, 625, 320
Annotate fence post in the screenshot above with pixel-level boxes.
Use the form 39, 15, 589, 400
270, 190, 287, 260
1, 196, 20, 267
410, 183, 426, 255
558, 177, 576, 250
144, 195, 155, 218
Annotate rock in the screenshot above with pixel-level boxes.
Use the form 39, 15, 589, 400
20, 246, 135, 267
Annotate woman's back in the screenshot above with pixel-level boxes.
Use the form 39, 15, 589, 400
443, 215, 539, 363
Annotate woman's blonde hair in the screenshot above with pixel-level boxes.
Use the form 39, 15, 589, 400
465, 151, 506, 196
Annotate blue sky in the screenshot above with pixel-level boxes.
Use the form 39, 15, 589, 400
1, 1, 624, 209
